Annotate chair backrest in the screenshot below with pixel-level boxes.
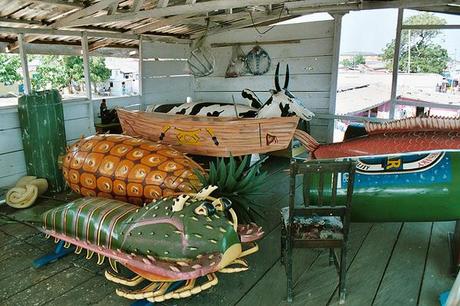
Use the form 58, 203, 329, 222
289, 159, 357, 219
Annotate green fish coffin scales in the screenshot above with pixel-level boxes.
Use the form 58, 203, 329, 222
40, 187, 264, 301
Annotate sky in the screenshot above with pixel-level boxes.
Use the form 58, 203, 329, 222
340, 9, 460, 59
281, 9, 460, 60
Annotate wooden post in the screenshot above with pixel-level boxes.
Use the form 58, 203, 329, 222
389, 8, 404, 119
18, 33, 31, 95
138, 35, 144, 110
328, 13, 343, 142
81, 32, 96, 133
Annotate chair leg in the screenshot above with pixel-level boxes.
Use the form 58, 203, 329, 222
286, 237, 293, 303
339, 245, 347, 304
329, 248, 334, 266
280, 224, 286, 266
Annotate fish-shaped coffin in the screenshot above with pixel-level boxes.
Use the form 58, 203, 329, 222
62, 134, 204, 205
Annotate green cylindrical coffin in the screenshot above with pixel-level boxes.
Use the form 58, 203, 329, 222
18, 90, 67, 193
309, 152, 460, 222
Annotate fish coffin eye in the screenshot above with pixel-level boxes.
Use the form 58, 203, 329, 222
222, 197, 232, 210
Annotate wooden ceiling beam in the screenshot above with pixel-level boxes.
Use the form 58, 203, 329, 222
0, 17, 44, 25
415, 5, 460, 16
60, 0, 290, 27
88, 38, 113, 51
130, 0, 144, 12
26, 0, 85, 8
0, 26, 189, 49
130, 14, 196, 34
157, 0, 169, 8
191, 7, 289, 39
108, 0, 121, 15
51, 0, 120, 29
8, 0, 121, 51
286, 0, 459, 12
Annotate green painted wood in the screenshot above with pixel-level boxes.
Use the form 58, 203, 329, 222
18, 90, 67, 193
418, 222, 456, 306
372, 222, 433, 306
237, 223, 372, 306
327, 223, 402, 306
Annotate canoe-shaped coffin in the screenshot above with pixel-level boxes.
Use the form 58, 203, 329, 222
117, 109, 299, 157
307, 151, 460, 222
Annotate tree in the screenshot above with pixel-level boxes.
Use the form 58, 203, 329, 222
90, 57, 111, 92
0, 54, 21, 86
31, 55, 111, 93
381, 13, 449, 74
341, 54, 366, 69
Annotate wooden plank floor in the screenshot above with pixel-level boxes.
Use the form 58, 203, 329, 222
0, 158, 456, 306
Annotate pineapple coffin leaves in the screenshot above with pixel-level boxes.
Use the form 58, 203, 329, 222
195, 155, 269, 222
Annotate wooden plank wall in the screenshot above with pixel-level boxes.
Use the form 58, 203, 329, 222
195, 21, 335, 142
0, 101, 93, 188
141, 41, 193, 106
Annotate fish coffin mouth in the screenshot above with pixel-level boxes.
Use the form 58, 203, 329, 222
217, 243, 242, 270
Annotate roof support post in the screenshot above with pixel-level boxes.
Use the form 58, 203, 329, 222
18, 33, 31, 95
390, 8, 404, 119
138, 35, 144, 110
328, 13, 343, 142
81, 32, 95, 133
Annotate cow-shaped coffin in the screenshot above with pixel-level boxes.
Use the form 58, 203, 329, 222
147, 63, 315, 122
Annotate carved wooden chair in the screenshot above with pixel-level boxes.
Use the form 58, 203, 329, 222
280, 159, 357, 303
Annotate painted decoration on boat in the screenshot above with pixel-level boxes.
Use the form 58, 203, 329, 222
40, 186, 263, 303
345, 152, 451, 188
117, 109, 299, 157
62, 134, 204, 205
295, 117, 460, 222
355, 152, 445, 175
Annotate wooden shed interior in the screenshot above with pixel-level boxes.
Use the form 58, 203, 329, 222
1, 1, 460, 305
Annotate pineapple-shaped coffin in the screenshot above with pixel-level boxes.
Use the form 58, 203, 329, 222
63, 134, 204, 205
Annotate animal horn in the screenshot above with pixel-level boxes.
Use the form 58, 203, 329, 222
283, 64, 290, 89
274, 63, 281, 92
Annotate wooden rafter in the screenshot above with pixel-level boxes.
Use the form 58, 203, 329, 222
416, 5, 460, 16
108, 0, 120, 15
27, 0, 85, 8
157, 0, 169, 8
130, 0, 144, 12
0, 17, 44, 25
0, 26, 189, 42
88, 38, 113, 51
51, 0, 120, 29
191, 7, 289, 38
60, 0, 291, 27
285, 0, 458, 12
